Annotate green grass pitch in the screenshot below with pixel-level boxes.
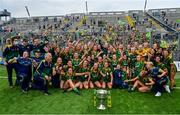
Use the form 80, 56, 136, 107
0, 65, 180, 114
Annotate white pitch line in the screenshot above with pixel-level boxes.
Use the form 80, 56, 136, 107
174, 87, 180, 89
0, 76, 16, 79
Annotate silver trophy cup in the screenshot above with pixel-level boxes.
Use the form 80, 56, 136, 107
96, 89, 108, 110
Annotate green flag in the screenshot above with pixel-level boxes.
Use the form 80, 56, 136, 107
160, 40, 168, 48
146, 31, 151, 40
176, 19, 180, 23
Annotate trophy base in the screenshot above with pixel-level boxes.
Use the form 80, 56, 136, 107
97, 104, 106, 110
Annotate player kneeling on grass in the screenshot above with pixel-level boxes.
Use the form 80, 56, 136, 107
77, 60, 90, 89
100, 61, 113, 89
113, 64, 129, 89
89, 63, 102, 88
61, 67, 89, 95
145, 62, 170, 97
32, 53, 52, 95
124, 70, 155, 93
8, 51, 32, 93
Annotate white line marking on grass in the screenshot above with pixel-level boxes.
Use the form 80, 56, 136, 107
0, 76, 16, 79
0, 77, 8, 79
174, 87, 180, 89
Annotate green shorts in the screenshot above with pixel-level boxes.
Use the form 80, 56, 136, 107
91, 76, 100, 83
79, 75, 88, 82
103, 76, 111, 83
61, 76, 67, 81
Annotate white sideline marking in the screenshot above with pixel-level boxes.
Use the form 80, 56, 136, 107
174, 87, 180, 89
0, 76, 16, 79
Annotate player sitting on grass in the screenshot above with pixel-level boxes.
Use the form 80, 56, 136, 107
77, 60, 90, 89
89, 63, 102, 88
61, 67, 89, 95
124, 70, 155, 93
145, 62, 171, 97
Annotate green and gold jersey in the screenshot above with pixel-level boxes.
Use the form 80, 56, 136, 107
72, 59, 80, 68
65, 72, 76, 80
60, 52, 71, 65
98, 63, 104, 71
110, 59, 118, 71
124, 50, 129, 57
138, 75, 151, 84
129, 53, 137, 68
121, 60, 129, 67
101, 67, 112, 82
69, 49, 73, 59
53, 63, 63, 70
91, 51, 98, 57
78, 67, 90, 82
134, 61, 144, 77
101, 67, 112, 75
82, 50, 89, 57
90, 68, 100, 82
163, 57, 173, 72
115, 50, 121, 59
35, 60, 53, 78
79, 67, 89, 73
121, 71, 127, 81
154, 62, 166, 70
108, 52, 113, 59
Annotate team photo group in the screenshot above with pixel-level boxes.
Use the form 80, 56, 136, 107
2, 31, 177, 97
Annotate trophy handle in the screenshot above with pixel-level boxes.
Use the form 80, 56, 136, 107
107, 91, 112, 108
94, 89, 97, 107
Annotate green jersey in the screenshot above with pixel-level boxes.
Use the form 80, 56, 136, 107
65, 72, 76, 80
134, 61, 144, 77
91, 51, 98, 57
121, 71, 127, 81
72, 59, 80, 70
138, 75, 151, 84
60, 52, 71, 65
155, 62, 166, 70
98, 63, 104, 71
90, 69, 100, 82
110, 60, 118, 71
115, 50, 121, 59
121, 60, 128, 67
163, 57, 173, 75
78, 67, 89, 82
101, 67, 112, 82
35, 60, 53, 78
129, 53, 136, 69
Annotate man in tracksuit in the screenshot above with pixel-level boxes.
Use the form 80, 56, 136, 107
9, 51, 32, 93
32, 53, 52, 95
18, 39, 32, 56
3, 38, 19, 87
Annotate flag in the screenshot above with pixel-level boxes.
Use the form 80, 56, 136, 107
146, 31, 151, 40
160, 40, 168, 48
